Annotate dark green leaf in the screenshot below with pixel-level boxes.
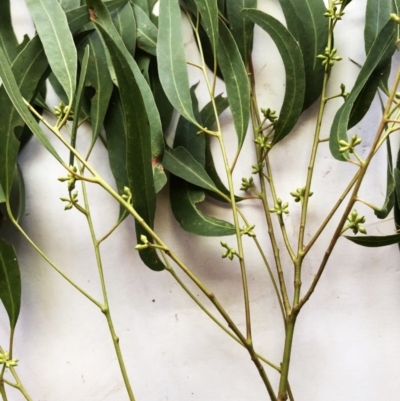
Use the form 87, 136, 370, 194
278, 0, 328, 109
0, 240, 21, 330
200, 93, 229, 129
133, 3, 158, 56
9, 165, 26, 224
243, 9, 305, 144
94, 22, 165, 271
0, 1, 19, 64
131, 0, 149, 15
0, 46, 62, 163
59, 0, 80, 11
193, 0, 218, 60
87, 0, 164, 170
344, 233, 400, 247
26, 0, 77, 103
113, 2, 137, 58
226, 0, 256, 65
217, 20, 250, 148
157, 0, 197, 124
330, 20, 396, 161
164, 147, 222, 193
374, 138, 395, 218
0, 186, 5, 204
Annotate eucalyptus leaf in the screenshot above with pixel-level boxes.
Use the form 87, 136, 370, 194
113, 2, 137, 58
0, 0, 19, 64
94, 22, 165, 271
243, 9, 305, 144
131, 0, 149, 15
58, 0, 80, 11
226, 0, 257, 65
0, 240, 21, 330
278, 0, 327, 109
217, 20, 250, 149
133, 3, 158, 56
9, 165, 26, 224
330, 20, 396, 161
157, 0, 197, 125
26, 0, 77, 103
344, 233, 400, 247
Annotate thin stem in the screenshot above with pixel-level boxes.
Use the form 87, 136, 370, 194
9, 367, 33, 401
0, 385, 8, 401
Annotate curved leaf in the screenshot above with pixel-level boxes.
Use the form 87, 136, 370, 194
113, 2, 137, 58
217, 20, 250, 148
157, 0, 197, 124
59, 0, 80, 11
26, 0, 77, 103
0, 240, 21, 330
226, 0, 256, 65
330, 20, 396, 161
278, 0, 327, 109
94, 23, 165, 271
243, 9, 305, 144
0, 1, 19, 64
133, 3, 158, 56
344, 233, 400, 247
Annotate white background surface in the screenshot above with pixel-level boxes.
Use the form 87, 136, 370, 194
2, 0, 400, 400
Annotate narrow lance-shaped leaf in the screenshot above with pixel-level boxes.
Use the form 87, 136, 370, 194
0, 0, 19, 64
217, 20, 250, 149
133, 3, 158, 56
131, 0, 149, 15
330, 20, 396, 161
226, 0, 257, 65
87, 0, 165, 186
26, 0, 77, 104
243, 9, 305, 144
113, 2, 137, 58
278, 0, 327, 109
193, 0, 218, 60
0, 240, 21, 330
344, 233, 400, 247
58, 0, 80, 11
157, 0, 197, 124
0, 46, 62, 163
374, 137, 395, 219
94, 23, 165, 271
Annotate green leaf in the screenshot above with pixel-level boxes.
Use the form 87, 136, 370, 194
157, 0, 197, 124
0, 185, 5, 204
217, 20, 250, 148
9, 165, 26, 224
344, 233, 400, 247
226, 0, 256, 65
87, 0, 164, 169
26, 0, 77, 104
131, 0, 149, 15
193, 0, 218, 60
170, 182, 235, 236
113, 2, 137, 58
278, 0, 328, 109
375, 138, 395, 219
164, 147, 221, 193
0, 1, 19, 64
94, 22, 165, 271
0, 47, 62, 163
58, 0, 80, 11
133, 3, 158, 56
0, 240, 21, 330
330, 20, 396, 161
243, 9, 305, 144
201, 94, 229, 129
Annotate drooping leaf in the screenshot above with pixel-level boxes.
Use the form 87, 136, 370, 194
243, 9, 305, 144
26, 0, 77, 104
226, 0, 257, 65
8, 165, 26, 224
217, 20, 250, 148
164, 147, 222, 193
330, 20, 396, 161
58, 0, 80, 11
278, 0, 328, 109
87, 0, 164, 170
344, 233, 400, 247
131, 0, 149, 15
0, 186, 5, 204
157, 0, 197, 125
0, 47, 62, 163
113, 2, 137, 58
133, 3, 158, 56
0, 1, 19, 64
0, 240, 21, 330
374, 137, 395, 219
94, 22, 165, 271
193, 0, 218, 60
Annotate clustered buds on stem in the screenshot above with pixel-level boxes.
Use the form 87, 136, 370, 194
240, 177, 254, 191
340, 83, 349, 99
121, 186, 133, 204
54, 101, 74, 121
290, 187, 313, 204
260, 108, 278, 124
60, 191, 79, 211
338, 134, 362, 153
58, 166, 78, 191
342, 210, 367, 234
269, 199, 289, 215
135, 235, 149, 250
254, 135, 272, 150
324, 6, 344, 20
220, 241, 239, 260
252, 162, 265, 174
240, 225, 256, 237
317, 47, 342, 68
0, 350, 18, 368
